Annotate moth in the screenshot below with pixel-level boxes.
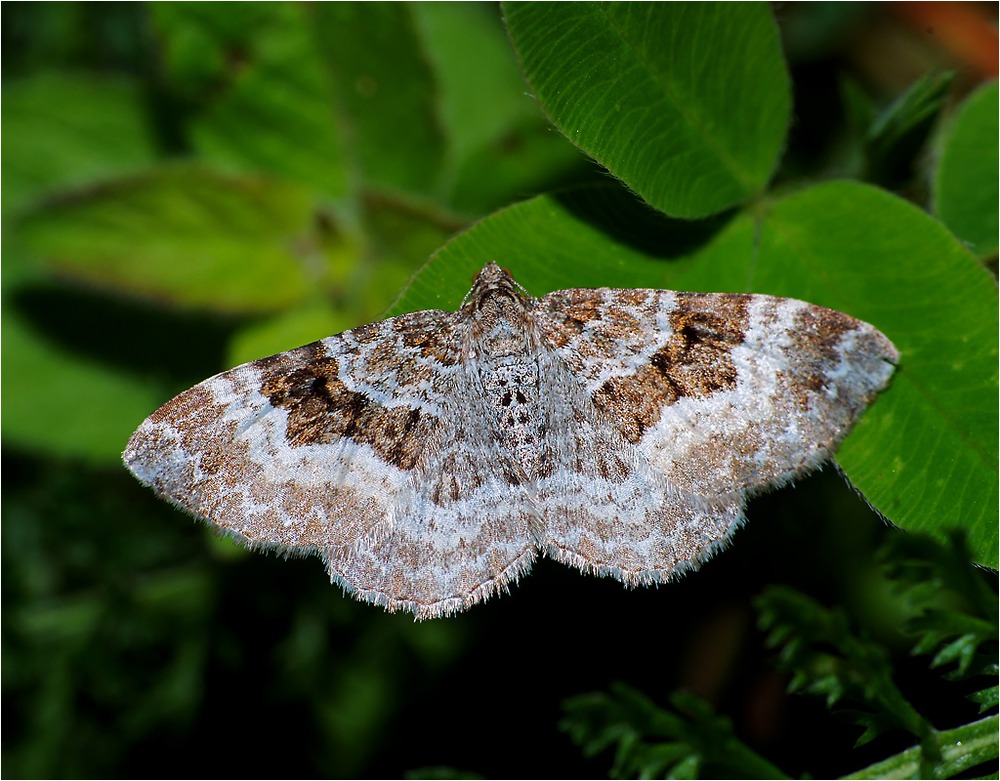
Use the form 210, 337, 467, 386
124, 263, 898, 619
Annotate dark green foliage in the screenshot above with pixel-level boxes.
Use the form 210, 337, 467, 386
405, 768, 485, 780
562, 534, 998, 779
883, 533, 998, 683
757, 585, 927, 746
562, 684, 788, 779
864, 72, 955, 188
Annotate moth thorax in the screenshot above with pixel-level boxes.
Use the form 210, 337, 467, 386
479, 322, 535, 359
472, 289, 534, 359
482, 358, 542, 477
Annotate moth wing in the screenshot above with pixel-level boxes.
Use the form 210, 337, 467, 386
326, 389, 540, 618
125, 308, 540, 618
531, 344, 746, 585
537, 287, 898, 500
124, 310, 461, 554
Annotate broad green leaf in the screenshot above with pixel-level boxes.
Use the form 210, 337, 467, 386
151, 4, 348, 199
1, 72, 156, 215
2, 309, 162, 463
314, 4, 446, 196
503, 2, 790, 218
411, 3, 587, 213
17, 166, 339, 313
753, 183, 998, 568
389, 186, 754, 316
934, 81, 999, 257
391, 181, 998, 567
389, 186, 754, 314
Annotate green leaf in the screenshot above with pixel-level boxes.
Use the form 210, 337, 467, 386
314, 4, 446, 196
969, 686, 998, 714
391, 181, 998, 567
17, 165, 339, 313
359, 193, 466, 308
752, 183, 999, 569
411, 3, 536, 178
221, 194, 460, 366
864, 72, 953, 187
1, 72, 156, 215
503, 2, 791, 217
388, 185, 752, 317
226, 304, 355, 368
2, 308, 162, 464
151, 4, 349, 199
758, 547, 998, 776
411, 3, 586, 213
918, 621, 994, 675
880, 531, 998, 681
934, 81, 999, 257
756, 586, 929, 744
560, 683, 789, 779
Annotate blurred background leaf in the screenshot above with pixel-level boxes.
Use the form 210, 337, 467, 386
3, 304, 164, 463
864, 71, 954, 188
150, 3, 351, 199
1, 72, 157, 216
933, 81, 999, 258
411, 2, 586, 213
18, 165, 339, 312
313, 3, 446, 197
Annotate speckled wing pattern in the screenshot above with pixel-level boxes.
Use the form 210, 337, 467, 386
124, 263, 899, 619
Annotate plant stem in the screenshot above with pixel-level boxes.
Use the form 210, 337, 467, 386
844, 713, 999, 779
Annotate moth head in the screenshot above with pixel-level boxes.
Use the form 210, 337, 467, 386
463, 262, 526, 302
464, 263, 535, 357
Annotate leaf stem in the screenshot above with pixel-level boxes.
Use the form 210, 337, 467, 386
844, 713, 999, 779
